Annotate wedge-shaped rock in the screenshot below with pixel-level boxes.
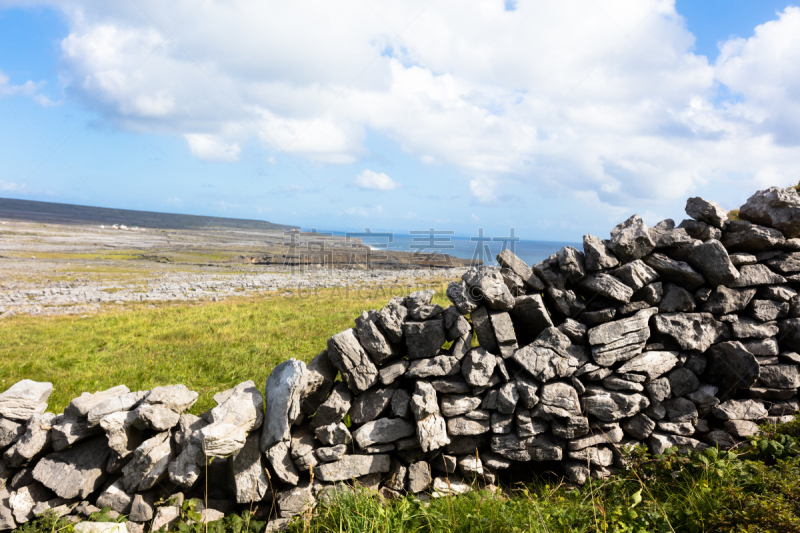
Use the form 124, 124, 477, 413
489, 311, 518, 358
653, 313, 728, 352
731, 317, 778, 339
649, 220, 695, 248
497, 249, 545, 290
643, 254, 705, 290
352, 418, 415, 449
314, 454, 391, 482
750, 299, 789, 322
328, 329, 379, 392
617, 351, 679, 381
759, 364, 800, 389
229, 433, 268, 504
658, 283, 696, 313
65, 386, 130, 418
95, 478, 133, 514
310, 382, 352, 429
556, 246, 586, 282
168, 414, 207, 487
86, 391, 148, 427
355, 310, 401, 364
702, 286, 757, 314
608, 214, 656, 262
621, 413, 656, 440
765, 252, 800, 275
514, 328, 583, 381
301, 350, 337, 416
121, 431, 172, 492
578, 273, 633, 303
405, 355, 461, 380
262, 359, 308, 452
583, 234, 620, 270
462, 267, 515, 311
721, 220, 785, 252
0, 380, 52, 421
9, 483, 54, 524
587, 307, 656, 345
568, 425, 624, 451
591, 329, 650, 367
142, 384, 198, 414
32, 436, 109, 499
50, 414, 101, 451
0, 416, 24, 449
266, 440, 300, 484
349, 386, 395, 425
686, 197, 729, 228
534, 382, 581, 419
201, 381, 264, 457
3, 413, 55, 468
445, 282, 480, 316
728, 264, 787, 287
410, 381, 450, 453
377, 298, 409, 343
582, 391, 649, 422
681, 239, 738, 287
462, 348, 497, 387
649, 433, 708, 455
739, 186, 800, 238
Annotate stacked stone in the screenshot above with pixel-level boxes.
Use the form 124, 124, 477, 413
3, 186, 800, 531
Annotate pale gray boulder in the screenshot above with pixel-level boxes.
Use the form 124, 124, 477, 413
3, 413, 55, 468
446, 416, 491, 436
462, 267, 515, 311
0, 416, 24, 450
315, 421, 352, 447
8, 483, 54, 524
758, 364, 800, 389
229, 433, 268, 504
702, 286, 757, 314
611, 260, 659, 291
0, 381, 52, 422
643, 254, 705, 291
578, 273, 634, 303
556, 246, 586, 283
445, 282, 480, 316
262, 359, 309, 452
65, 386, 130, 418
684, 239, 739, 286
750, 299, 790, 322
490, 433, 563, 462
535, 382, 581, 419
410, 381, 450, 453
310, 382, 352, 429
439, 394, 482, 417
99, 410, 143, 472
377, 298, 409, 343
731, 317, 779, 339
497, 249, 544, 288
328, 329, 379, 393
201, 381, 264, 457
32, 436, 109, 499
582, 391, 649, 422
583, 234, 620, 270
121, 431, 172, 492
168, 414, 207, 488
462, 348, 497, 387
721, 220, 786, 252
314, 454, 391, 482
353, 418, 415, 449
608, 214, 656, 262
355, 310, 401, 364
653, 313, 729, 352
94, 478, 133, 514
265, 440, 299, 484
489, 311, 518, 358
86, 391, 148, 427
729, 264, 787, 287
686, 197, 729, 229
617, 351, 679, 381
739, 186, 800, 238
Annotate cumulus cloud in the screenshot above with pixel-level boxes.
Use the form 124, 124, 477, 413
354, 169, 400, 190
0, 70, 59, 106
6, 0, 800, 216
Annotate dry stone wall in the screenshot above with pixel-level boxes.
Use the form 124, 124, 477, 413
4, 185, 800, 531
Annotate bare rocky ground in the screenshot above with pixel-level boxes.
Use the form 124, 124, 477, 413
0, 219, 465, 317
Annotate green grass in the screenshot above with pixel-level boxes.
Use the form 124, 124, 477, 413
0, 280, 453, 414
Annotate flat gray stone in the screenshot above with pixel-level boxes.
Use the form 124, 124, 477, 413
758, 364, 800, 389
407, 461, 432, 493
653, 312, 729, 352
490, 433, 562, 462
535, 382, 581, 418
750, 299, 790, 322
550, 416, 589, 439
86, 391, 148, 427
546, 286, 586, 317
352, 418, 415, 449
462, 348, 497, 387
405, 355, 461, 380
621, 413, 656, 440
121, 431, 172, 492
462, 267, 515, 311
731, 317, 778, 339
578, 273, 633, 303
649, 433, 707, 455
167, 414, 207, 488
445, 282, 480, 316
489, 311, 518, 358
679, 219, 722, 241
0, 381, 52, 421
315, 445, 346, 463
722, 220, 786, 252
349, 386, 395, 426
611, 260, 659, 291
617, 351, 679, 381
377, 298, 409, 343
265, 440, 299, 485
201, 381, 263, 458
66, 386, 130, 418
328, 329, 379, 393
440, 394, 482, 417
315, 422, 352, 447
446, 416, 491, 436
643, 253, 705, 290
0, 416, 24, 450
95, 478, 133, 514
583, 391, 649, 422
314, 454, 391, 482
729, 264, 787, 287
702, 286, 757, 314
659, 283, 696, 312
32, 436, 109, 499
712, 399, 768, 420
3, 413, 55, 468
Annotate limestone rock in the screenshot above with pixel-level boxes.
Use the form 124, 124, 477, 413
440, 394, 483, 418
262, 359, 310, 452
0, 381, 52, 421
582, 391, 649, 422
314, 454, 391, 482
686, 197, 729, 228
328, 329, 379, 393
229, 433, 268, 504
649, 433, 708, 455
497, 249, 545, 290
66, 386, 130, 418
608, 214, 656, 262
611, 260, 659, 291
653, 313, 728, 352
265, 440, 299, 484
739, 186, 800, 238
556, 246, 586, 283
621, 413, 656, 440
659, 283, 696, 312
0, 416, 24, 450
722, 220, 786, 252
489, 311, 518, 358
445, 282, 480, 316
86, 391, 148, 427
353, 418, 415, 449
758, 364, 800, 389
378, 298, 409, 343
32, 436, 110, 499
583, 234, 620, 271
202, 381, 263, 457
617, 351, 679, 381
95, 478, 133, 514
311, 382, 352, 429
702, 286, 757, 314
578, 273, 633, 303
462, 348, 497, 387
643, 254, 705, 291
356, 311, 400, 364
462, 267, 515, 311
121, 431, 172, 492
3, 413, 55, 468
410, 382, 450, 453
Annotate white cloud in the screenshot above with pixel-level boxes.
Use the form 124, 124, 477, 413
185, 133, 241, 162
354, 169, 400, 190
7, 0, 800, 215
0, 70, 59, 106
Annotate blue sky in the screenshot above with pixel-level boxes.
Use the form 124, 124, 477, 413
2, 1, 800, 242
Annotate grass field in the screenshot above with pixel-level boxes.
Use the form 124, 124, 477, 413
0, 280, 452, 414
5, 283, 800, 532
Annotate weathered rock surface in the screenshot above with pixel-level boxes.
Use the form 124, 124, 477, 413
739, 186, 800, 238
608, 215, 656, 263
0, 381, 52, 422
32, 437, 110, 499
328, 329, 379, 393
202, 381, 264, 457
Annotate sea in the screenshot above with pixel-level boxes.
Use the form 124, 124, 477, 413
301, 228, 579, 267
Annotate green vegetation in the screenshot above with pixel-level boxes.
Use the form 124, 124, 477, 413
0, 281, 452, 413
728, 208, 740, 221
